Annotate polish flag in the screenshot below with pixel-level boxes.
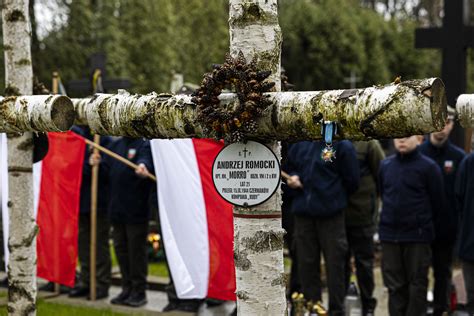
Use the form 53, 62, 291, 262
1, 132, 85, 287
151, 139, 236, 301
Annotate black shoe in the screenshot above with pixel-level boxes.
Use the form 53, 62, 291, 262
162, 302, 179, 312
39, 282, 55, 292
124, 292, 147, 307
87, 288, 108, 300
69, 286, 89, 298
110, 289, 131, 305
177, 302, 201, 312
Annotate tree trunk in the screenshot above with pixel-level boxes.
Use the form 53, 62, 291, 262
73, 78, 447, 141
2, 0, 36, 315
0, 95, 75, 133
456, 94, 474, 128
229, 0, 286, 315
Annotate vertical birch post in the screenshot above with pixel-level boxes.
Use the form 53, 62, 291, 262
229, 1, 287, 314
2, 1, 37, 315
52, 72, 61, 296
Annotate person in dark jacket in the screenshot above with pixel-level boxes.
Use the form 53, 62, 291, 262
379, 136, 446, 316
69, 126, 112, 299
455, 153, 474, 315
419, 109, 465, 316
344, 140, 385, 316
91, 137, 154, 307
286, 140, 359, 316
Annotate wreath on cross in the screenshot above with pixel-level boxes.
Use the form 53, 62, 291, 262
192, 52, 275, 142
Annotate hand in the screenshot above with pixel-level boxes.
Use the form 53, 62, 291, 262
89, 153, 101, 166
135, 163, 150, 178
287, 175, 302, 189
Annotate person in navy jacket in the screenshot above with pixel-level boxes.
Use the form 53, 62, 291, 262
69, 126, 113, 299
286, 140, 359, 316
455, 152, 474, 315
91, 137, 154, 307
379, 136, 446, 316
419, 108, 465, 316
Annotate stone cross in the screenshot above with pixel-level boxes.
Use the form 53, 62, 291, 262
344, 70, 361, 89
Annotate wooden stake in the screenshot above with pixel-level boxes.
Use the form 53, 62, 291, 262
81, 137, 157, 182
89, 134, 100, 301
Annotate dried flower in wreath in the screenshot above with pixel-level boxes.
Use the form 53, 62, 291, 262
192, 52, 275, 142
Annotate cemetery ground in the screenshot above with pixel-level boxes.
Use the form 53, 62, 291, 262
0, 249, 467, 315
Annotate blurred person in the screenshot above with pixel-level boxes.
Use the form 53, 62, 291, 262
455, 151, 474, 316
379, 136, 446, 316
419, 107, 465, 316
286, 140, 359, 316
69, 126, 112, 300
91, 137, 154, 307
344, 140, 385, 316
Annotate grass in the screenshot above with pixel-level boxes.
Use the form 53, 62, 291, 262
0, 298, 130, 316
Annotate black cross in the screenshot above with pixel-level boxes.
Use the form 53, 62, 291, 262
68, 53, 131, 97
242, 147, 249, 158
415, 0, 474, 147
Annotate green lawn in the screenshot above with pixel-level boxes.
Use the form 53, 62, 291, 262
0, 298, 130, 316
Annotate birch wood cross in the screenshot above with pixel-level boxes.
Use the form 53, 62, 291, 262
1, 0, 447, 315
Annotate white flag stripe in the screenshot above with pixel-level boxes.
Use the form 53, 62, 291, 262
151, 139, 210, 299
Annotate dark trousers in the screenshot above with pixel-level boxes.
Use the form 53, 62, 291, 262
78, 213, 111, 291
463, 260, 474, 313
431, 240, 454, 315
112, 222, 148, 294
295, 212, 348, 316
345, 225, 376, 313
382, 242, 431, 316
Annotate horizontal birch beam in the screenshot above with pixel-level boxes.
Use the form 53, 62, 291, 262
74, 78, 446, 141
0, 95, 75, 133
456, 94, 474, 128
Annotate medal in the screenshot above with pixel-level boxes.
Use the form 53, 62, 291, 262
321, 121, 337, 162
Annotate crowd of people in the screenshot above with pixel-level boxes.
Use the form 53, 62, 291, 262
283, 107, 474, 316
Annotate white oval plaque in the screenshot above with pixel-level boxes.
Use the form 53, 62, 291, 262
212, 141, 281, 207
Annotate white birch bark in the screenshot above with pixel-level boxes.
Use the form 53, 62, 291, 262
74, 78, 446, 141
2, 0, 36, 315
456, 94, 474, 128
0, 95, 75, 133
229, 1, 286, 315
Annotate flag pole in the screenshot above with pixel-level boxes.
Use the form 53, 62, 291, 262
89, 134, 99, 301
79, 136, 157, 182
89, 69, 103, 301
52, 72, 61, 296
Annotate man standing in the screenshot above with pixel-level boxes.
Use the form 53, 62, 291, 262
344, 140, 385, 316
379, 136, 446, 316
69, 126, 112, 299
419, 107, 465, 316
286, 140, 359, 316
455, 150, 474, 316
91, 137, 154, 307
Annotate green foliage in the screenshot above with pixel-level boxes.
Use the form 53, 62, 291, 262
280, 0, 441, 91
1, 0, 444, 95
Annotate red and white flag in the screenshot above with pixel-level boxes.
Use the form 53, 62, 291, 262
1, 131, 85, 287
151, 139, 236, 301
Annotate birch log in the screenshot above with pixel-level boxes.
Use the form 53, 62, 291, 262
456, 94, 474, 127
0, 95, 75, 133
2, 0, 36, 315
74, 78, 447, 141
229, 0, 286, 314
